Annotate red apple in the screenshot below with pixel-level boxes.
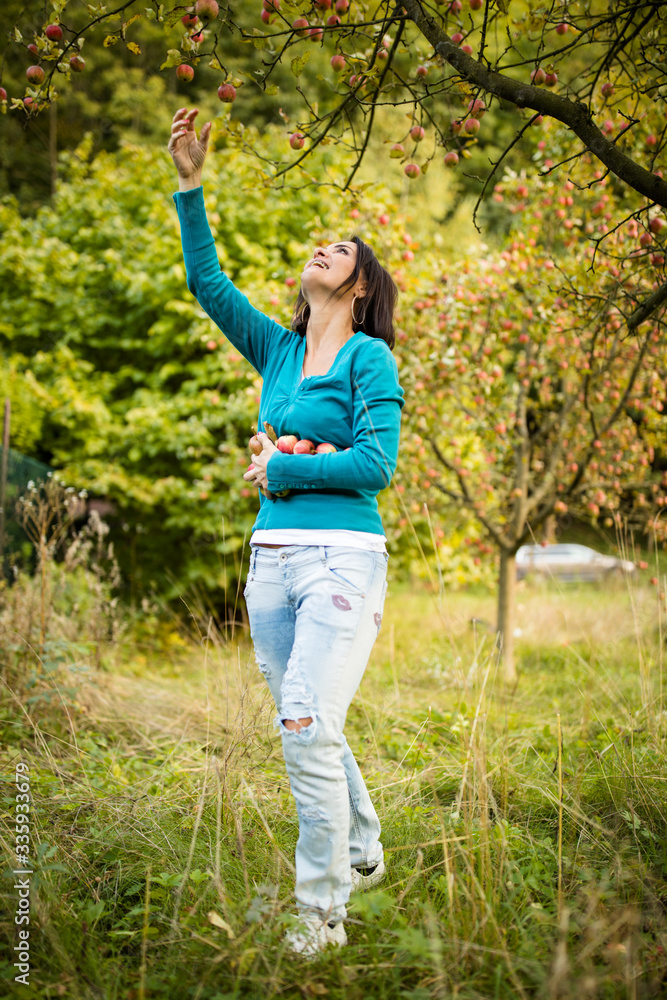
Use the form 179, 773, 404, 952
531, 67, 545, 85
555, 22, 568, 34
468, 97, 486, 118
316, 442, 337, 453
290, 132, 305, 149
45, 24, 63, 41
404, 163, 420, 178
327, 15, 341, 26
23, 96, 35, 110
646, 134, 658, 148
451, 118, 462, 133
0, 87, 7, 101
451, 32, 463, 45
469, 0, 483, 8
649, 216, 666, 234
176, 64, 194, 82
26, 65, 45, 85
314, 0, 332, 8
309, 27, 324, 42
390, 142, 405, 158
182, 13, 199, 27
331, 53, 345, 71
261, 10, 274, 23
444, 151, 459, 167
285, 276, 297, 287
464, 117, 480, 134
70, 54, 85, 71
249, 435, 262, 456
545, 72, 558, 86
277, 434, 299, 454
292, 17, 309, 35
410, 125, 425, 141
335, 0, 349, 11
461, 44, 473, 55
195, 0, 218, 21
378, 213, 390, 224
293, 439, 315, 454
218, 83, 236, 102
27, 43, 38, 55
601, 82, 614, 97
416, 65, 428, 78
263, 0, 280, 7
450, 0, 462, 11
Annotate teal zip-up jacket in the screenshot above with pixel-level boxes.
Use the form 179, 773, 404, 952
173, 186, 405, 535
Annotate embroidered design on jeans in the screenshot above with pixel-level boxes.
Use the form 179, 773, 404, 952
374, 613, 382, 627
332, 594, 352, 611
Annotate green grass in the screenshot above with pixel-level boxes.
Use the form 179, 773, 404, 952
1, 574, 667, 1000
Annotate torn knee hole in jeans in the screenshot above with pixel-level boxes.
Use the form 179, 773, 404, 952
282, 716, 313, 733
277, 707, 317, 741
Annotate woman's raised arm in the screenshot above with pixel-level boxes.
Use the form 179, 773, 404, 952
169, 107, 292, 376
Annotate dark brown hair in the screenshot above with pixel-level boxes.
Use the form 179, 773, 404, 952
290, 235, 398, 351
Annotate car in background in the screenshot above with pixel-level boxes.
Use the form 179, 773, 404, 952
516, 543, 636, 583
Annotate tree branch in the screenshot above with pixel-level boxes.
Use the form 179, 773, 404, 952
401, 0, 667, 208
627, 279, 667, 333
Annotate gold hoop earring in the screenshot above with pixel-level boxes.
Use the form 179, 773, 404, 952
351, 294, 365, 328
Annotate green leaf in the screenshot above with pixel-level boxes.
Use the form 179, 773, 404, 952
291, 52, 311, 78
160, 48, 183, 70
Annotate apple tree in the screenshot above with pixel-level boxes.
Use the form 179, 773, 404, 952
394, 150, 667, 681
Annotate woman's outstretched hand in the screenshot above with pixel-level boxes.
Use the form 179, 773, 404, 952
168, 108, 211, 190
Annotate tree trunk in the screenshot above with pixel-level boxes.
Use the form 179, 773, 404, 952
497, 549, 517, 685
543, 514, 557, 544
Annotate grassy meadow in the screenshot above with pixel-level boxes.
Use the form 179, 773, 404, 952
2, 563, 667, 1000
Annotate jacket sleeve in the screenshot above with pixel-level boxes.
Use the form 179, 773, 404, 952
173, 186, 291, 376
266, 340, 404, 493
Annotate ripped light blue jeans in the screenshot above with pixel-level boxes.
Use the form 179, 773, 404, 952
244, 544, 388, 923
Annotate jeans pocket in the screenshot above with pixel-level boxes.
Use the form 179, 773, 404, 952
323, 548, 375, 597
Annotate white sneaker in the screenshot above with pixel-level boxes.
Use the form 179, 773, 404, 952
350, 858, 386, 892
284, 914, 347, 957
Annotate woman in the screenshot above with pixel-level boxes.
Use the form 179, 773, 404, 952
169, 107, 404, 955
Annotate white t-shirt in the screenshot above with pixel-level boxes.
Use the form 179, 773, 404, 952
250, 528, 387, 552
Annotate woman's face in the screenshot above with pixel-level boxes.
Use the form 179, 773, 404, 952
300, 240, 360, 299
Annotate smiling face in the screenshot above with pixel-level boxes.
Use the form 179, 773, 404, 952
300, 240, 363, 301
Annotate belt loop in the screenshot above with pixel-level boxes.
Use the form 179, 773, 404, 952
319, 545, 326, 565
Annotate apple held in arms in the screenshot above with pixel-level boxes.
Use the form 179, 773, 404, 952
247, 422, 339, 499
